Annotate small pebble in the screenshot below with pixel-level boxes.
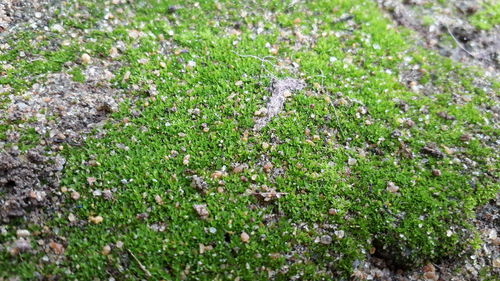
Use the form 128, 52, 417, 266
269, 47, 279, 55
335, 230, 345, 239
193, 204, 209, 219
405, 119, 415, 128
154, 195, 164, 205
116, 241, 124, 248
87, 177, 97, 185
50, 24, 64, 33
211, 171, 223, 179
492, 237, 500, 246
102, 245, 111, 255
186, 60, 196, 69
263, 162, 273, 173
386, 182, 399, 193
240, 232, 250, 243
320, 235, 332, 244
167, 5, 180, 13
81, 53, 91, 64
102, 189, 113, 200
109, 47, 119, 58
347, 158, 357, 166
269, 252, 281, 259
49, 241, 64, 255
493, 258, 500, 268
254, 108, 267, 116
16, 229, 30, 238
92, 189, 102, 197
183, 154, 190, 165
460, 134, 472, 142
232, 164, 246, 174
71, 191, 80, 200
10, 238, 31, 255
89, 215, 104, 224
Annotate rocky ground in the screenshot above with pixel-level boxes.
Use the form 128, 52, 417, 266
0, 0, 498, 280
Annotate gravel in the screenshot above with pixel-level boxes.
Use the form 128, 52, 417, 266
0, 0, 60, 36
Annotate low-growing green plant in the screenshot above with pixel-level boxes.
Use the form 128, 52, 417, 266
0, 0, 497, 280
470, 1, 500, 30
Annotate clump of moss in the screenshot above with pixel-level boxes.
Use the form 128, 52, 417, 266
470, 1, 500, 30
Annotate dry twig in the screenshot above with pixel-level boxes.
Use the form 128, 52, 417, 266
127, 249, 153, 278
444, 24, 476, 58
231, 51, 275, 66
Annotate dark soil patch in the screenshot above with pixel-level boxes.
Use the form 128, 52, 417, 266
0, 148, 64, 222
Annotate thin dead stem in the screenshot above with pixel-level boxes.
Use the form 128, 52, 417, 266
127, 249, 153, 278
445, 24, 476, 59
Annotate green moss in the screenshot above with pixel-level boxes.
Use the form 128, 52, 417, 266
0, 0, 498, 280
470, 1, 500, 30
69, 67, 86, 82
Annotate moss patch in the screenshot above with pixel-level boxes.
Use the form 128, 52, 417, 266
0, 0, 498, 280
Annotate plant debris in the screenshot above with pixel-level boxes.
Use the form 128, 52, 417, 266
253, 78, 305, 131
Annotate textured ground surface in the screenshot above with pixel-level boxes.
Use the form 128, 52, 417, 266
0, 0, 498, 280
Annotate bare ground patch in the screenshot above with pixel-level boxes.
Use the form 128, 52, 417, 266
0, 63, 127, 259
0, 0, 60, 35
375, 0, 499, 74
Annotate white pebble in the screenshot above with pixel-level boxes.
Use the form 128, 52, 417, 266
16, 229, 30, 238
